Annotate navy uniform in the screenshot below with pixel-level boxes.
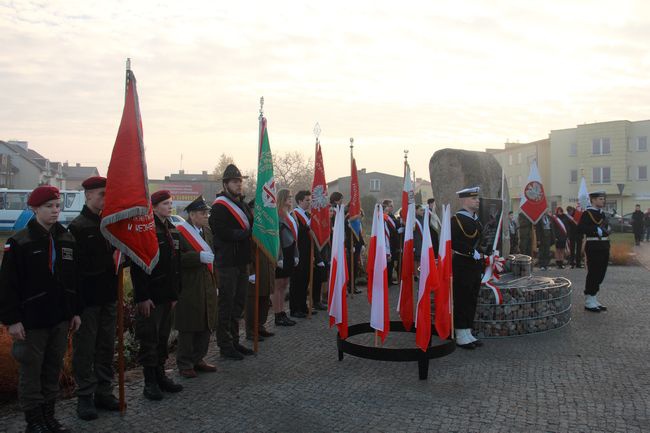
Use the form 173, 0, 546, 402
131, 189, 183, 400
578, 191, 610, 312
0, 186, 80, 433
451, 187, 485, 349
68, 176, 120, 420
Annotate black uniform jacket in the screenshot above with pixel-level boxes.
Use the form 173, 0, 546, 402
68, 205, 118, 307
131, 215, 181, 304
209, 192, 253, 268
451, 211, 483, 266
0, 219, 80, 329
578, 207, 610, 239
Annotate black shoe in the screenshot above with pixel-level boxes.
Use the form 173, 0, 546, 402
220, 346, 244, 360
259, 328, 275, 337
597, 305, 607, 311
94, 393, 120, 411
584, 306, 601, 313
290, 311, 307, 319
354, 288, 362, 294
24, 407, 50, 433
42, 400, 71, 433
456, 342, 476, 350
472, 339, 483, 347
309, 309, 318, 315
275, 313, 296, 326
76, 395, 98, 421
234, 343, 255, 355
246, 334, 264, 341
576, 264, 584, 268
143, 367, 163, 400
313, 302, 328, 311
156, 367, 183, 393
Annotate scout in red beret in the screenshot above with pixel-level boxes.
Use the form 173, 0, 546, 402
27, 185, 61, 207
81, 176, 107, 190
151, 190, 172, 206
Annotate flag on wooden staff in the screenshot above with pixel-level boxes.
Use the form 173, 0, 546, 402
415, 207, 437, 351
434, 204, 453, 340
310, 142, 330, 250
367, 203, 390, 342
397, 162, 415, 331
328, 205, 349, 339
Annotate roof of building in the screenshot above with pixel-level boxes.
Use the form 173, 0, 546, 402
63, 164, 100, 180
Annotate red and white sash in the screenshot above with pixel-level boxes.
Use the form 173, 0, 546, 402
292, 207, 310, 227
284, 213, 298, 241
213, 196, 250, 230
414, 219, 423, 237
172, 220, 214, 273
551, 215, 568, 237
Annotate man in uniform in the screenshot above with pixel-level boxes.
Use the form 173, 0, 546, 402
451, 187, 485, 349
382, 199, 402, 285
69, 176, 120, 420
427, 198, 441, 257
578, 191, 610, 312
0, 185, 81, 433
209, 164, 255, 360
131, 190, 183, 400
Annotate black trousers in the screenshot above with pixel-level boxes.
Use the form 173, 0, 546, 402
569, 234, 583, 266
584, 241, 609, 296
452, 258, 482, 329
135, 302, 173, 367
216, 265, 248, 348
289, 260, 310, 314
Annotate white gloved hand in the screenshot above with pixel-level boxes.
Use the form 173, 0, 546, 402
248, 274, 256, 283
597, 227, 603, 237
294, 257, 299, 266
200, 251, 214, 264
277, 259, 284, 269
397, 227, 405, 234
317, 261, 325, 267
473, 250, 481, 260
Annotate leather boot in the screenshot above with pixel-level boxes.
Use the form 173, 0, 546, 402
143, 366, 163, 400
156, 366, 183, 393
76, 394, 98, 420
24, 407, 50, 433
42, 400, 71, 433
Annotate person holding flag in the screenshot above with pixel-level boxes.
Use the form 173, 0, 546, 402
209, 164, 255, 359
382, 199, 402, 285
290, 190, 317, 317
451, 187, 485, 349
173, 195, 218, 378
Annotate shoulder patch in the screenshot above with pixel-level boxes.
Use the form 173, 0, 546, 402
62, 247, 74, 261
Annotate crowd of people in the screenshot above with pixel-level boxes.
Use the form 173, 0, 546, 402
0, 161, 615, 432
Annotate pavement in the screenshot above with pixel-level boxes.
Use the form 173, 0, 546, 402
1, 264, 649, 433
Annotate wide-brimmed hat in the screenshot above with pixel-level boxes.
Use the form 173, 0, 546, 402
220, 164, 248, 181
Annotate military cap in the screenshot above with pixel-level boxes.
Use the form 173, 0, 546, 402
185, 195, 210, 213
151, 190, 172, 205
589, 190, 606, 199
28, 185, 60, 207
81, 176, 107, 190
456, 186, 480, 198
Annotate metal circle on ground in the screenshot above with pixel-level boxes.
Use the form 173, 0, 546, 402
475, 275, 572, 338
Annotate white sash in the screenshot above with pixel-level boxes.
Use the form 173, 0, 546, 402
293, 207, 311, 227
213, 196, 250, 230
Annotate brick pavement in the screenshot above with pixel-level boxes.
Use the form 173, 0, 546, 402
1, 265, 649, 433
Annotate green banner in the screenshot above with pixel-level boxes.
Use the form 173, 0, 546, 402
253, 117, 279, 263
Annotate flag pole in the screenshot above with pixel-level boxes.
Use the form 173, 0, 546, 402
349, 137, 355, 298
307, 124, 320, 319
398, 150, 408, 284
253, 96, 264, 353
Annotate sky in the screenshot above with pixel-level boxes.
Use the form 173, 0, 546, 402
1, 0, 650, 184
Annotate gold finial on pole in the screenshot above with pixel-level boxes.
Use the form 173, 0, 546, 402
126, 58, 131, 71
313, 122, 321, 144
350, 137, 354, 157
259, 96, 264, 119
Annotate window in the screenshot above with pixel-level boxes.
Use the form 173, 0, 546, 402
627, 166, 632, 181
369, 179, 380, 192
65, 193, 77, 209
569, 142, 577, 156
517, 153, 522, 164
570, 170, 578, 183
639, 166, 648, 181
592, 167, 611, 184
638, 136, 648, 152
592, 138, 611, 155
5, 192, 28, 210
508, 155, 513, 166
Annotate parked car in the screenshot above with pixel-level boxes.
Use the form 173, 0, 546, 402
608, 212, 633, 233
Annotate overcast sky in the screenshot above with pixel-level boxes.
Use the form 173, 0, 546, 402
1, 0, 649, 185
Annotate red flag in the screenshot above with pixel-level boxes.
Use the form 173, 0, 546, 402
519, 160, 548, 224
349, 157, 361, 218
434, 204, 452, 340
398, 163, 415, 331
310, 142, 330, 250
328, 205, 348, 339
100, 67, 159, 273
416, 207, 437, 351
367, 204, 390, 342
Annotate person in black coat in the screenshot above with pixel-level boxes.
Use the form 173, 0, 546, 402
131, 189, 183, 400
0, 185, 81, 433
382, 199, 402, 285
631, 204, 645, 246
578, 191, 610, 312
565, 206, 584, 268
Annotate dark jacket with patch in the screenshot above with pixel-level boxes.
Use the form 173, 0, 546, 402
68, 205, 118, 307
0, 219, 80, 329
130, 215, 181, 304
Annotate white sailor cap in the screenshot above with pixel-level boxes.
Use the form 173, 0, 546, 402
456, 186, 480, 198
589, 190, 606, 199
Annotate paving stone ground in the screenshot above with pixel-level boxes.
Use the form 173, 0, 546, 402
1, 262, 649, 433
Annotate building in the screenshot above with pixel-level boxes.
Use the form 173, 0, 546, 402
327, 169, 403, 207
149, 170, 220, 214
0, 140, 64, 189
62, 163, 100, 190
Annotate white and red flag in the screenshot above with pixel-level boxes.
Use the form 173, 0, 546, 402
415, 207, 437, 351
397, 163, 415, 331
100, 65, 159, 273
574, 176, 590, 223
367, 204, 390, 342
434, 204, 452, 340
310, 142, 330, 250
519, 159, 548, 224
328, 205, 348, 339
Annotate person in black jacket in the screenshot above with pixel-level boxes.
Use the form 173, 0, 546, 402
289, 190, 313, 318
631, 204, 644, 246
130, 189, 183, 400
0, 185, 81, 433
382, 199, 402, 285
69, 176, 120, 420
566, 206, 584, 268
451, 187, 485, 350
578, 191, 610, 313
209, 164, 255, 360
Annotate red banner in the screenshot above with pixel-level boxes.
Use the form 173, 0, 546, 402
310, 142, 330, 250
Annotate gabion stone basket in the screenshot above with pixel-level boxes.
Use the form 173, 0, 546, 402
474, 274, 572, 338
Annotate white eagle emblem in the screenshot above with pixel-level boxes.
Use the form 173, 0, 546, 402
311, 185, 328, 210
524, 181, 544, 202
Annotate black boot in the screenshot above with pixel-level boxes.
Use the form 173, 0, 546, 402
24, 407, 50, 433
156, 366, 183, 393
143, 366, 163, 401
94, 393, 121, 411
76, 394, 98, 420
42, 400, 71, 433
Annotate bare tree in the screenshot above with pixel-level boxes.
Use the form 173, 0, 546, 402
212, 153, 235, 180
273, 151, 313, 193
243, 169, 257, 199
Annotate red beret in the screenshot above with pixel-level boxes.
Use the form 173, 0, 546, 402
28, 186, 61, 207
151, 190, 172, 205
81, 176, 106, 190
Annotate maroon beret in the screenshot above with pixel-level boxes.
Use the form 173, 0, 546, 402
151, 190, 172, 205
28, 185, 61, 207
81, 176, 106, 190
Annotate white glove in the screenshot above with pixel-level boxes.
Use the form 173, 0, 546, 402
473, 250, 481, 260
277, 259, 284, 269
317, 261, 325, 267
597, 227, 603, 237
397, 227, 405, 234
294, 257, 299, 266
248, 274, 256, 283
200, 251, 214, 264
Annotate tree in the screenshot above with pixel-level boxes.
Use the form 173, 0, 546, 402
273, 151, 313, 193
243, 169, 257, 200
212, 153, 234, 180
